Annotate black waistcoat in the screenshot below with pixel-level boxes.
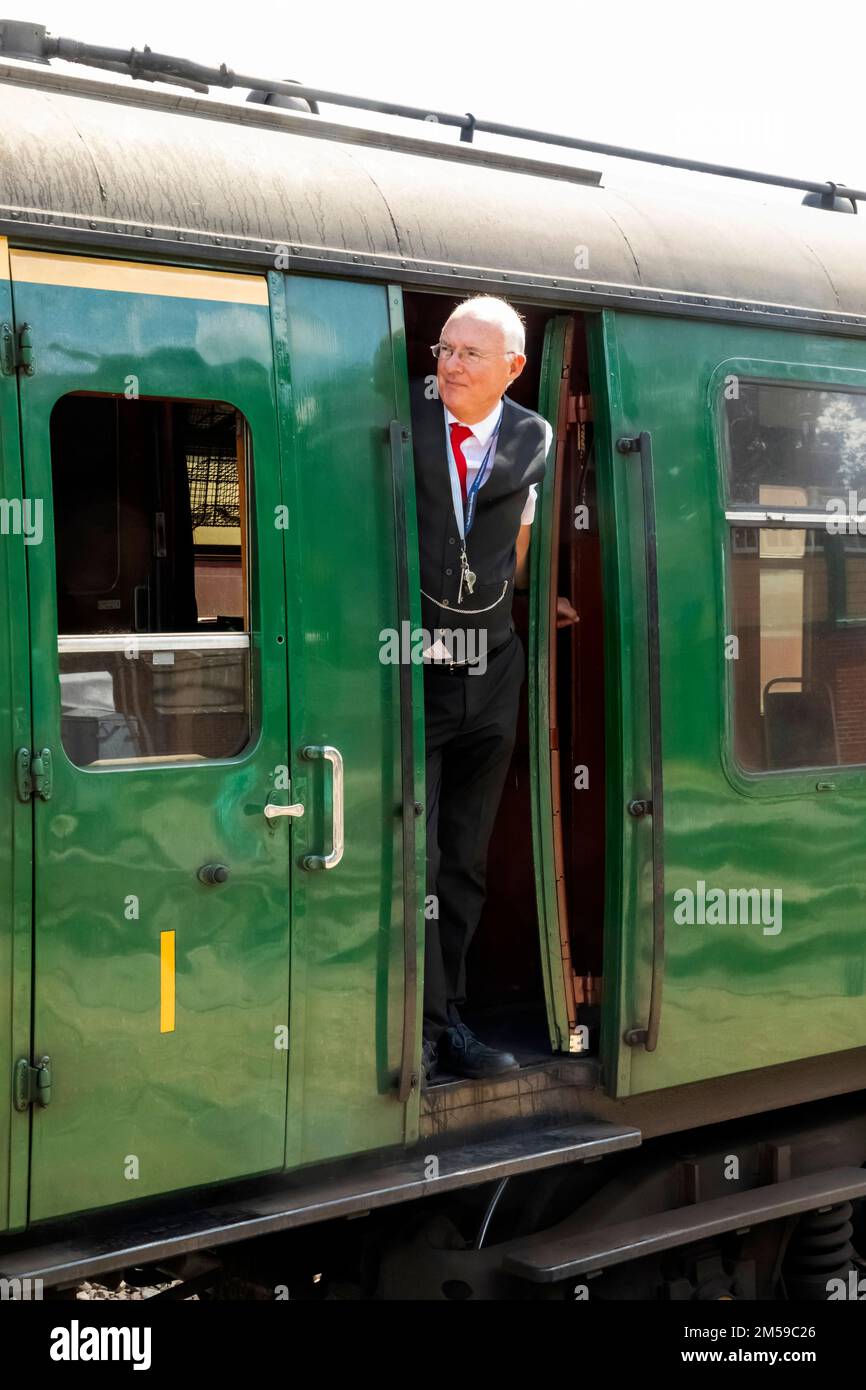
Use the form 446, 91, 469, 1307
410, 383, 550, 654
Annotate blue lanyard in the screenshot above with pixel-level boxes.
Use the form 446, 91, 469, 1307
443, 404, 504, 538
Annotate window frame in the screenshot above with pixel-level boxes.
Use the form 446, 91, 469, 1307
50, 390, 259, 772
710, 357, 866, 798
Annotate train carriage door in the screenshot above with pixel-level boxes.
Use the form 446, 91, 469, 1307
530, 314, 579, 1052
0, 238, 34, 1233
599, 308, 866, 1099
275, 277, 424, 1168
598, 307, 664, 1100
10, 251, 293, 1221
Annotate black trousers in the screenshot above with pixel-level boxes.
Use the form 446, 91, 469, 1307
423, 632, 526, 1042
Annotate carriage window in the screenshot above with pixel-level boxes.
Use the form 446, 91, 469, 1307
725, 380, 866, 772
725, 380, 866, 509
51, 395, 253, 768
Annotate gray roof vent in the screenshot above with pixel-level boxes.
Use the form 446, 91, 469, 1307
802, 183, 857, 213
0, 19, 50, 63
246, 81, 318, 115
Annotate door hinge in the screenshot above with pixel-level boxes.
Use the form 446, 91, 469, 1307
15, 746, 53, 802
0, 323, 13, 375
0, 322, 35, 377
13, 1056, 52, 1111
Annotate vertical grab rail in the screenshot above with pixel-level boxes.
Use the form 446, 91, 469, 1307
617, 431, 665, 1053
389, 421, 419, 1102
300, 745, 344, 869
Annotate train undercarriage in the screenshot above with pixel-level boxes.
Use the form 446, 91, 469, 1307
3, 1088, 864, 1301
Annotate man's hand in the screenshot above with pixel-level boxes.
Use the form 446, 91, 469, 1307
556, 596, 579, 628
514, 523, 532, 589
514, 521, 578, 628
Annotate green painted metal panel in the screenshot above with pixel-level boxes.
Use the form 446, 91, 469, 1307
587, 313, 635, 1100
529, 315, 572, 1054
387, 286, 428, 1122
602, 310, 866, 1095
12, 265, 293, 1220
274, 275, 421, 1166
0, 249, 35, 1233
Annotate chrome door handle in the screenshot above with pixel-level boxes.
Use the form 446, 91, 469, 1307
301, 744, 344, 870
263, 801, 305, 820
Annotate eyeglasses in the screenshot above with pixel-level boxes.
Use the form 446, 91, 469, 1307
431, 342, 517, 366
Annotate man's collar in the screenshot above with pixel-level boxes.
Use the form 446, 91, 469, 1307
444, 397, 505, 446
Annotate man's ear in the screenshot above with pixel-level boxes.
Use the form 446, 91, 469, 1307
508, 353, 527, 386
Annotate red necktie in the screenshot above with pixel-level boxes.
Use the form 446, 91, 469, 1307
449, 423, 473, 506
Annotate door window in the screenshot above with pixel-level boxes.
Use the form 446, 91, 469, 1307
51, 394, 253, 767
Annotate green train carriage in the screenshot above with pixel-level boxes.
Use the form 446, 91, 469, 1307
0, 32, 866, 1299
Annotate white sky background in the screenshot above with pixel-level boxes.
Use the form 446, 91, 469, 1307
7, 0, 866, 216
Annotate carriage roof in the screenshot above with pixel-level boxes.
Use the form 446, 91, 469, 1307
1, 61, 865, 328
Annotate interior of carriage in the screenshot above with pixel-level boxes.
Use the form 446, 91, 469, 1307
403, 293, 604, 1077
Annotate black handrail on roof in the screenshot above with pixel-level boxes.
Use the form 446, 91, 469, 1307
0, 18, 861, 209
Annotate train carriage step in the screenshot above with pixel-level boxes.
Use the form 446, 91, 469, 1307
501, 1166, 866, 1283
0, 1118, 641, 1288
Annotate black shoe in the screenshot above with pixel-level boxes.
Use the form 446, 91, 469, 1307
420, 1038, 438, 1088
439, 1022, 520, 1080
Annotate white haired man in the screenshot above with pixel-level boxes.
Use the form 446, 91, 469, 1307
412, 295, 577, 1083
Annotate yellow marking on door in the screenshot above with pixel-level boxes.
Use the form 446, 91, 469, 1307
160, 931, 176, 1034
0, 236, 10, 278
9, 249, 269, 305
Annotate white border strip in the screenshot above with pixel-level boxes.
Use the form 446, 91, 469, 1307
58, 633, 250, 654
725, 510, 856, 526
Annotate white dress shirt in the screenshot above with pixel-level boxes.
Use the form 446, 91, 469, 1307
444, 400, 552, 526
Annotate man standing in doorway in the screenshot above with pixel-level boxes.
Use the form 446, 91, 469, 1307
411, 295, 576, 1084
